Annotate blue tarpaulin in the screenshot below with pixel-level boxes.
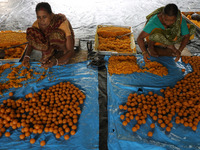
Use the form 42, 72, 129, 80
0, 61, 99, 150
106, 55, 200, 150
0, 55, 200, 150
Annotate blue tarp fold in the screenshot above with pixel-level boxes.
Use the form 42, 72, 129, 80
106, 55, 200, 150
0, 61, 99, 150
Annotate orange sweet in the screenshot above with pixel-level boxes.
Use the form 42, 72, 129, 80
64, 134, 70, 140
5, 132, 11, 137
147, 131, 153, 137
19, 134, 25, 140
40, 140, 46, 146
9, 92, 14, 97
30, 138, 36, 144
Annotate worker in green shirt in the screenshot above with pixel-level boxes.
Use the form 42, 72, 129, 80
137, 3, 196, 62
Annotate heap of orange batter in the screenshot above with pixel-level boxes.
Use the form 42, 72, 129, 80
108, 55, 168, 76
0, 31, 27, 59
97, 26, 133, 52
108, 56, 142, 75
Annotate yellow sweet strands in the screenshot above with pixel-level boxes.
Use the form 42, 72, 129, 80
108, 56, 142, 75
4, 45, 27, 59
97, 26, 132, 52
108, 56, 168, 76
97, 26, 131, 38
0, 31, 27, 46
98, 36, 132, 52
143, 61, 168, 77
0, 31, 27, 59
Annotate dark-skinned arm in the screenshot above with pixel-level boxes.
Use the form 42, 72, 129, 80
58, 35, 74, 65
22, 44, 33, 67
137, 31, 150, 62
42, 35, 74, 67
175, 34, 190, 62
179, 34, 190, 52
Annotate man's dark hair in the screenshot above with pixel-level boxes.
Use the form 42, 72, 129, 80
163, 3, 178, 17
36, 2, 52, 14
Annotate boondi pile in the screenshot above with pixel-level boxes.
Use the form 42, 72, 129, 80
97, 26, 133, 53
143, 61, 168, 77
119, 56, 200, 137
108, 56, 142, 75
0, 31, 27, 59
97, 26, 131, 38
0, 64, 47, 94
4, 45, 27, 59
0, 82, 86, 146
0, 31, 27, 46
108, 56, 168, 76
